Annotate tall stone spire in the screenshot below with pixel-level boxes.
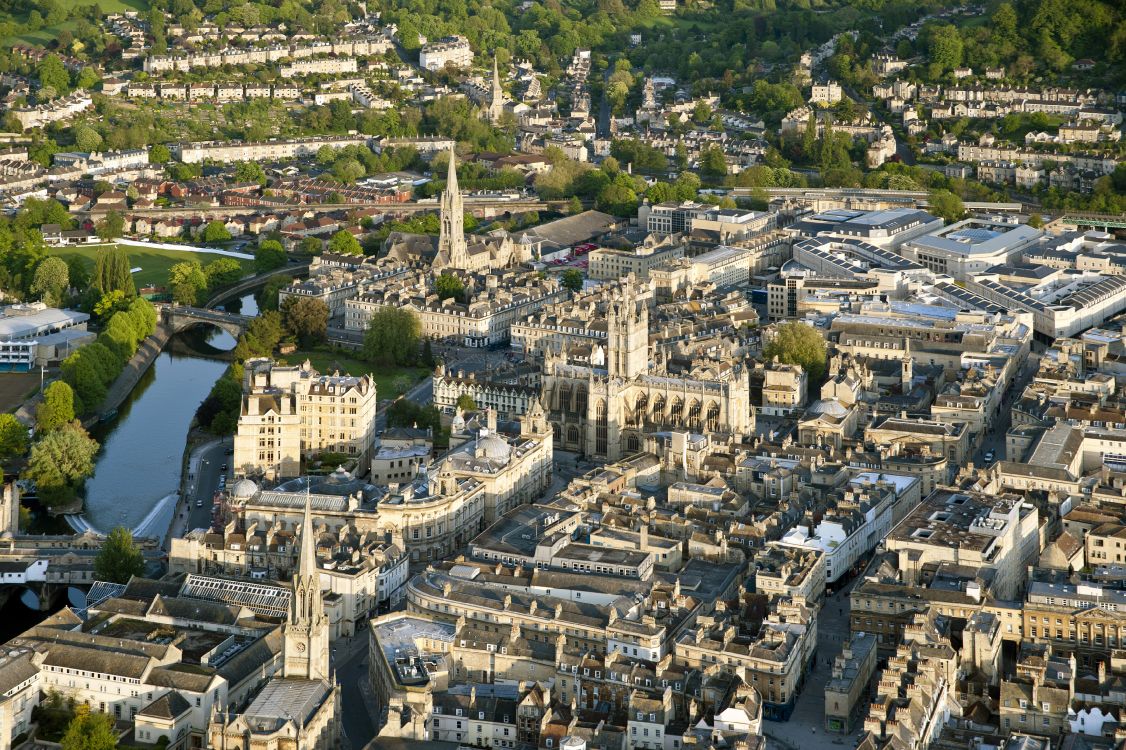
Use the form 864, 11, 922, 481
282, 483, 330, 681
437, 146, 468, 269
487, 54, 505, 124
298, 482, 316, 579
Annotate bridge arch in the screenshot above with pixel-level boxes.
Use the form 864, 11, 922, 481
159, 306, 249, 339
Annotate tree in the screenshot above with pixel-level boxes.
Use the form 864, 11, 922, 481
332, 157, 366, 183
168, 261, 207, 305
126, 298, 157, 340
234, 161, 267, 186
327, 230, 362, 256
699, 146, 727, 178
204, 257, 243, 290
95, 211, 125, 242
1028, 213, 1045, 229
93, 526, 146, 584
299, 236, 323, 255
928, 189, 965, 224
363, 307, 420, 366
23, 422, 99, 506
255, 240, 288, 272
37, 381, 76, 432
93, 290, 128, 320
0, 414, 29, 458
597, 182, 638, 217
567, 196, 583, 215
560, 269, 584, 291
30, 257, 69, 307
435, 272, 464, 301
280, 296, 329, 347
456, 394, 478, 411
74, 124, 103, 153
200, 220, 232, 244
256, 275, 293, 312
60, 705, 118, 750
763, 322, 827, 387
74, 66, 100, 90
149, 144, 171, 164
93, 246, 135, 297
61, 343, 118, 413
101, 312, 141, 362
927, 24, 964, 73
36, 55, 69, 96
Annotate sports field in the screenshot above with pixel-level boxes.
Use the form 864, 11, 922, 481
48, 243, 254, 290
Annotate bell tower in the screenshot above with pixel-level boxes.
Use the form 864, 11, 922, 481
283, 487, 330, 681
606, 279, 648, 381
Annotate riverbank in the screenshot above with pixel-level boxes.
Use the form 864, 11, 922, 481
81, 324, 172, 429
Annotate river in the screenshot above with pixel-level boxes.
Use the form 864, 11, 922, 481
77, 294, 257, 535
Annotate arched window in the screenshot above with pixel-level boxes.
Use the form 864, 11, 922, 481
595, 399, 608, 456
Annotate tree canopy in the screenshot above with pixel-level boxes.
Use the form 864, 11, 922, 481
0, 413, 28, 459
31, 257, 69, 307
435, 272, 465, 302
60, 705, 118, 750
93, 526, 146, 584
328, 230, 362, 256
763, 322, 828, 386
363, 307, 421, 366
93, 247, 135, 298
281, 296, 329, 347
23, 422, 99, 506
37, 381, 77, 433
255, 240, 288, 273
168, 261, 208, 305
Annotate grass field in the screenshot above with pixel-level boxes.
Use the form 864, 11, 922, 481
48, 243, 254, 290
2, 0, 150, 46
285, 347, 430, 399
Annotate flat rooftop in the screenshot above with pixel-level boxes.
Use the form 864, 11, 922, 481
0, 306, 89, 340
372, 614, 455, 685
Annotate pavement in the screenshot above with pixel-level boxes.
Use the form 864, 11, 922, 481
164, 436, 232, 547
764, 582, 865, 750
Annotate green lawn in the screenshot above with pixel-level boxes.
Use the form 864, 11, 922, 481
2, 0, 151, 45
284, 347, 430, 399
48, 243, 254, 290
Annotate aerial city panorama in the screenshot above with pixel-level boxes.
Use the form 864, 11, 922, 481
0, 0, 1122, 748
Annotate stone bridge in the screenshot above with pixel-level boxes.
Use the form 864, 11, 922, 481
157, 304, 252, 338
205, 261, 311, 308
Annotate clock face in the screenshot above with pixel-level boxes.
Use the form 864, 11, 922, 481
297, 643, 306, 652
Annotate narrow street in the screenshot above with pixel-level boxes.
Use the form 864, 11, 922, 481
335, 628, 376, 750
764, 582, 863, 750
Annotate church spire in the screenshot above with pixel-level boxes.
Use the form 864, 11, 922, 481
437, 146, 468, 269
299, 481, 316, 579
487, 54, 505, 124
282, 480, 329, 681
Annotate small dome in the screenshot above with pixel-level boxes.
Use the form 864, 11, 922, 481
230, 478, 258, 499
475, 433, 512, 461
324, 466, 353, 485
806, 399, 848, 418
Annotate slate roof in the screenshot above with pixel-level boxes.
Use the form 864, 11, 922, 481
138, 690, 192, 720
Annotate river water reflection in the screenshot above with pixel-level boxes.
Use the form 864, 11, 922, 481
81, 292, 259, 533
